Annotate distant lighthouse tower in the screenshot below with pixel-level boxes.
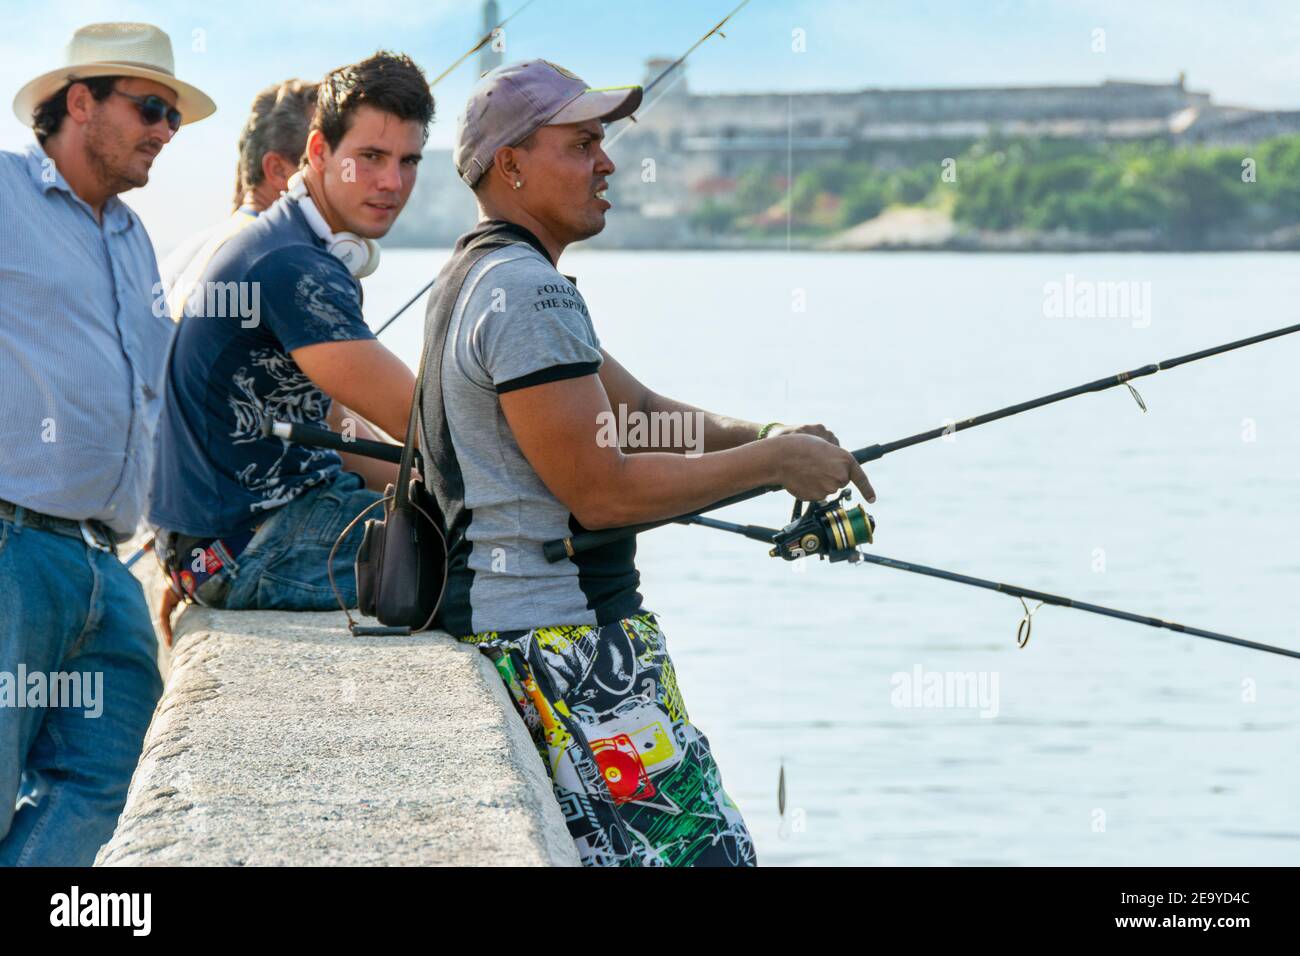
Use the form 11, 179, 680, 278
480, 0, 503, 76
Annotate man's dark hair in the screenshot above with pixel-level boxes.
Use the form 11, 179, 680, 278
32, 76, 117, 144
234, 79, 318, 208
312, 52, 434, 154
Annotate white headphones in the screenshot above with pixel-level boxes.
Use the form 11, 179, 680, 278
286, 171, 380, 279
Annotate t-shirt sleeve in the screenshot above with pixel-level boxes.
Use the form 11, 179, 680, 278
248, 246, 376, 352
467, 254, 603, 393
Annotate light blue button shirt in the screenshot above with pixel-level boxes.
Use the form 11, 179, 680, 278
0, 141, 174, 537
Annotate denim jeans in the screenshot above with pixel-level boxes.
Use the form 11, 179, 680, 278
192, 471, 381, 611
0, 514, 163, 866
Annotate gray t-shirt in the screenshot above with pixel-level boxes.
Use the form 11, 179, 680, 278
428, 238, 643, 635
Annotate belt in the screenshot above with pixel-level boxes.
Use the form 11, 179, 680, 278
156, 525, 258, 602
0, 498, 120, 555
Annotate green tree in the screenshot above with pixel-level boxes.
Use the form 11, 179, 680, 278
839, 178, 887, 227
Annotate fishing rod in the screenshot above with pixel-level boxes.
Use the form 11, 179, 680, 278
428, 0, 539, 88
544, 319, 1300, 562
604, 0, 752, 150
684, 505, 1300, 660
260, 419, 409, 465
373, 276, 436, 337
646, 0, 751, 98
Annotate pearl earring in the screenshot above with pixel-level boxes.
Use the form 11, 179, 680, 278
513, 180, 522, 190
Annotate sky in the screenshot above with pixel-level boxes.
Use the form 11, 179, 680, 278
2, 0, 1298, 251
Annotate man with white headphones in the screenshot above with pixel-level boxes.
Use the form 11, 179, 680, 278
149, 52, 434, 629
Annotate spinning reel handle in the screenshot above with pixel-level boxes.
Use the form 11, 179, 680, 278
770, 490, 875, 563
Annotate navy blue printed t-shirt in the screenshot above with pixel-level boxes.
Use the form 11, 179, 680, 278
148, 194, 375, 538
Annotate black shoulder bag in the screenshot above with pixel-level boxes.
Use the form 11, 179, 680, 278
329, 333, 447, 636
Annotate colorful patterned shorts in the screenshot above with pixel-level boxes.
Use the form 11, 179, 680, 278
460, 611, 757, 867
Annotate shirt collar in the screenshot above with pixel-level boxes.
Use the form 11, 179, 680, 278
25, 140, 64, 194
465, 219, 578, 285
24, 140, 134, 235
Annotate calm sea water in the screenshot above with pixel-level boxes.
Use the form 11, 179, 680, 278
364, 249, 1300, 866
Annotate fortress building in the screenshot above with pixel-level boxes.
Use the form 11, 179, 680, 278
387, 51, 1300, 248
604, 64, 1300, 234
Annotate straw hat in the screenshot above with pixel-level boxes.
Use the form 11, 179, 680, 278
12, 22, 216, 127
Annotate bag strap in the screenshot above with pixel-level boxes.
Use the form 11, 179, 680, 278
407, 220, 556, 513
392, 327, 428, 510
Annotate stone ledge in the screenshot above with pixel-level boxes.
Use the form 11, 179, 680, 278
96, 565, 578, 866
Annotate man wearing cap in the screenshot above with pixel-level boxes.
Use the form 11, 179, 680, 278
424, 60, 874, 866
0, 22, 215, 865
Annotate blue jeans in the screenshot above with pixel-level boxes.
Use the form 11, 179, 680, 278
193, 471, 381, 611
0, 515, 163, 866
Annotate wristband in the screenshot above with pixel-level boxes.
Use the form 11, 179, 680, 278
757, 421, 785, 440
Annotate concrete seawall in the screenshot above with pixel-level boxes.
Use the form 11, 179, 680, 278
96, 566, 579, 866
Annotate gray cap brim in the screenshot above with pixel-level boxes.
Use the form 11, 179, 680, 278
545, 85, 642, 127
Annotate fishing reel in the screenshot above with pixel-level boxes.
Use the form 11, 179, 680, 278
769, 490, 875, 563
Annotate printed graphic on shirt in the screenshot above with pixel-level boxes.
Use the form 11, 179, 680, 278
530, 280, 589, 317
228, 348, 335, 514
294, 261, 367, 342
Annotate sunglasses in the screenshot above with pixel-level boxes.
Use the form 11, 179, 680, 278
111, 90, 183, 133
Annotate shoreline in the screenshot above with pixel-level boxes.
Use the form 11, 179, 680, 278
385, 239, 1300, 254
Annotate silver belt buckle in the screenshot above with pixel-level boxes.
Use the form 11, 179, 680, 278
79, 520, 115, 554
